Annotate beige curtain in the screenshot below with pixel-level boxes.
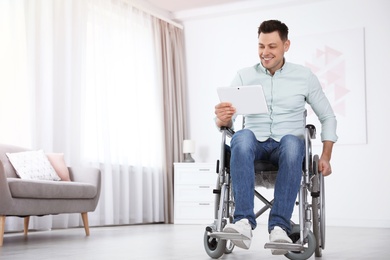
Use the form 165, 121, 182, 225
153, 19, 188, 223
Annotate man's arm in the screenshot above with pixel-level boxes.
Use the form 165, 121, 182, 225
319, 140, 334, 176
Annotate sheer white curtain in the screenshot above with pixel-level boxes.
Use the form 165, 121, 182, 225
0, 0, 165, 231
83, 0, 165, 225
1, 0, 89, 231
0, 1, 32, 147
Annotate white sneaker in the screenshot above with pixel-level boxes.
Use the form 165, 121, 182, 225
223, 218, 252, 249
269, 226, 293, 255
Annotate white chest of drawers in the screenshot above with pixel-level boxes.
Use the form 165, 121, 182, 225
174, 162, 217, 224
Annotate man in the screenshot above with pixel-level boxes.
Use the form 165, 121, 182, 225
214, 20, 337, 255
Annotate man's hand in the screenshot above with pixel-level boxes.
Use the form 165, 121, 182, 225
318, 157, 332, 176
318, 141, 334, 176
215, 102, 236, 128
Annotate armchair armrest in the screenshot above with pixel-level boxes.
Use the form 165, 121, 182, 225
0, 161, 15, 213
68, 167, 101, 188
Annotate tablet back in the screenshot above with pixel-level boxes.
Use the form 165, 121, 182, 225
217, 85, 269, 115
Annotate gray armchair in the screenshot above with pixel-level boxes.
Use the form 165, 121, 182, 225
0, 144, 101, 246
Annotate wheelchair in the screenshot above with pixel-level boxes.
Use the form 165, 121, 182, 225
203, 122, 325, 260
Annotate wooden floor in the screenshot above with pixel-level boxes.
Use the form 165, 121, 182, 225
0, 224, 389, 259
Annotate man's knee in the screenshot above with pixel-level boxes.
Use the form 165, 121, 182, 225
280, 135, 304, 158
231, 129, 257, 151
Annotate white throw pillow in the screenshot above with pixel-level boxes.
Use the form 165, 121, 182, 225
6, 150, 61, 181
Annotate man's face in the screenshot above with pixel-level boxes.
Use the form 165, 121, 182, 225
258, 31, 290, 75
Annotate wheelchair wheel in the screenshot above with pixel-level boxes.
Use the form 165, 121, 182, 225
203, 229, 227, 259
312, 155, 325, 257
285, 224, 316, 260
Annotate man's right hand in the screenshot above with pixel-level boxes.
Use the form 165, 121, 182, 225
215, 102, 236, 128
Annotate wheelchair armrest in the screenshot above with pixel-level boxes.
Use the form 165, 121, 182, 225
305, 124, 316, 139
222, 125, 315, 139
220, 126, 235, 137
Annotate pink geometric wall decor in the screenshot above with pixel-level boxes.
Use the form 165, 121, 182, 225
288, 28, 366, 145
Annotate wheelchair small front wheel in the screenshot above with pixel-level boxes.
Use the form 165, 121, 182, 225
284, 225, 316, 260
224, 239, 235, 254
203, 229, 227, 259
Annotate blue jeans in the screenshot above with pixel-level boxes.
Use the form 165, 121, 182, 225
229, 129, 304, 234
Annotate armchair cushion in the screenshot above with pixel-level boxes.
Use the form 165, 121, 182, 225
7, 178, 97, 199
6, 150, 60, 181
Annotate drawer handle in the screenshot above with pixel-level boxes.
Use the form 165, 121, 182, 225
198, 168, 211, 172
199, 203, 210, 206
199, 185, 210, 188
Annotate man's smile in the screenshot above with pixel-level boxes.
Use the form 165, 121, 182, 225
262, 56, 273, 61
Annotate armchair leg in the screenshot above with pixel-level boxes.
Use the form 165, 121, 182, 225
81, 212, 90, 236
0, 215, 5, 246
24, 216, 30, 236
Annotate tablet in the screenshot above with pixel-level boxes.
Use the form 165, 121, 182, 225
217, 85, 269, 115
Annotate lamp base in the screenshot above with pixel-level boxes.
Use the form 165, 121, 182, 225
183, 153, 195, 163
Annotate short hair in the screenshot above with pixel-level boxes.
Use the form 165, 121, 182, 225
258, 20, 289, 41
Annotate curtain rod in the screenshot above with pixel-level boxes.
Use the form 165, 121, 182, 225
129, 1, 184, 30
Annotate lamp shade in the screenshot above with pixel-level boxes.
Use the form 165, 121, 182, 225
183, 140, 195, 154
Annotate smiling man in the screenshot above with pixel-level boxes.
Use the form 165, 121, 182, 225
214, 20, 337, 255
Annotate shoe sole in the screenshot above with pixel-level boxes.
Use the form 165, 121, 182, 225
232, 239, 251, 250
223, 227, 251, 249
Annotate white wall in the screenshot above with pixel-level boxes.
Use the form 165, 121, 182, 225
175, 0, 390, 228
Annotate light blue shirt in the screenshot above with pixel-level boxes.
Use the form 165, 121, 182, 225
230, 61, 338, 143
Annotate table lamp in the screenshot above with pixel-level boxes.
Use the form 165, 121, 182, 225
183, 139, 195, 163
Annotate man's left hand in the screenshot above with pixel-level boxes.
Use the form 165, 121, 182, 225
318, 157, 332, 176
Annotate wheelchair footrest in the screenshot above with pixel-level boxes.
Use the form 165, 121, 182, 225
209, 232, 250, 241
264, 242, 304, 251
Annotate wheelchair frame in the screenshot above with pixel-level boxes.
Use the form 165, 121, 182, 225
203, 124, 325, 260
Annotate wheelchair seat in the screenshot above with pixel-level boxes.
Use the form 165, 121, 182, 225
254, 160, 278, 189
